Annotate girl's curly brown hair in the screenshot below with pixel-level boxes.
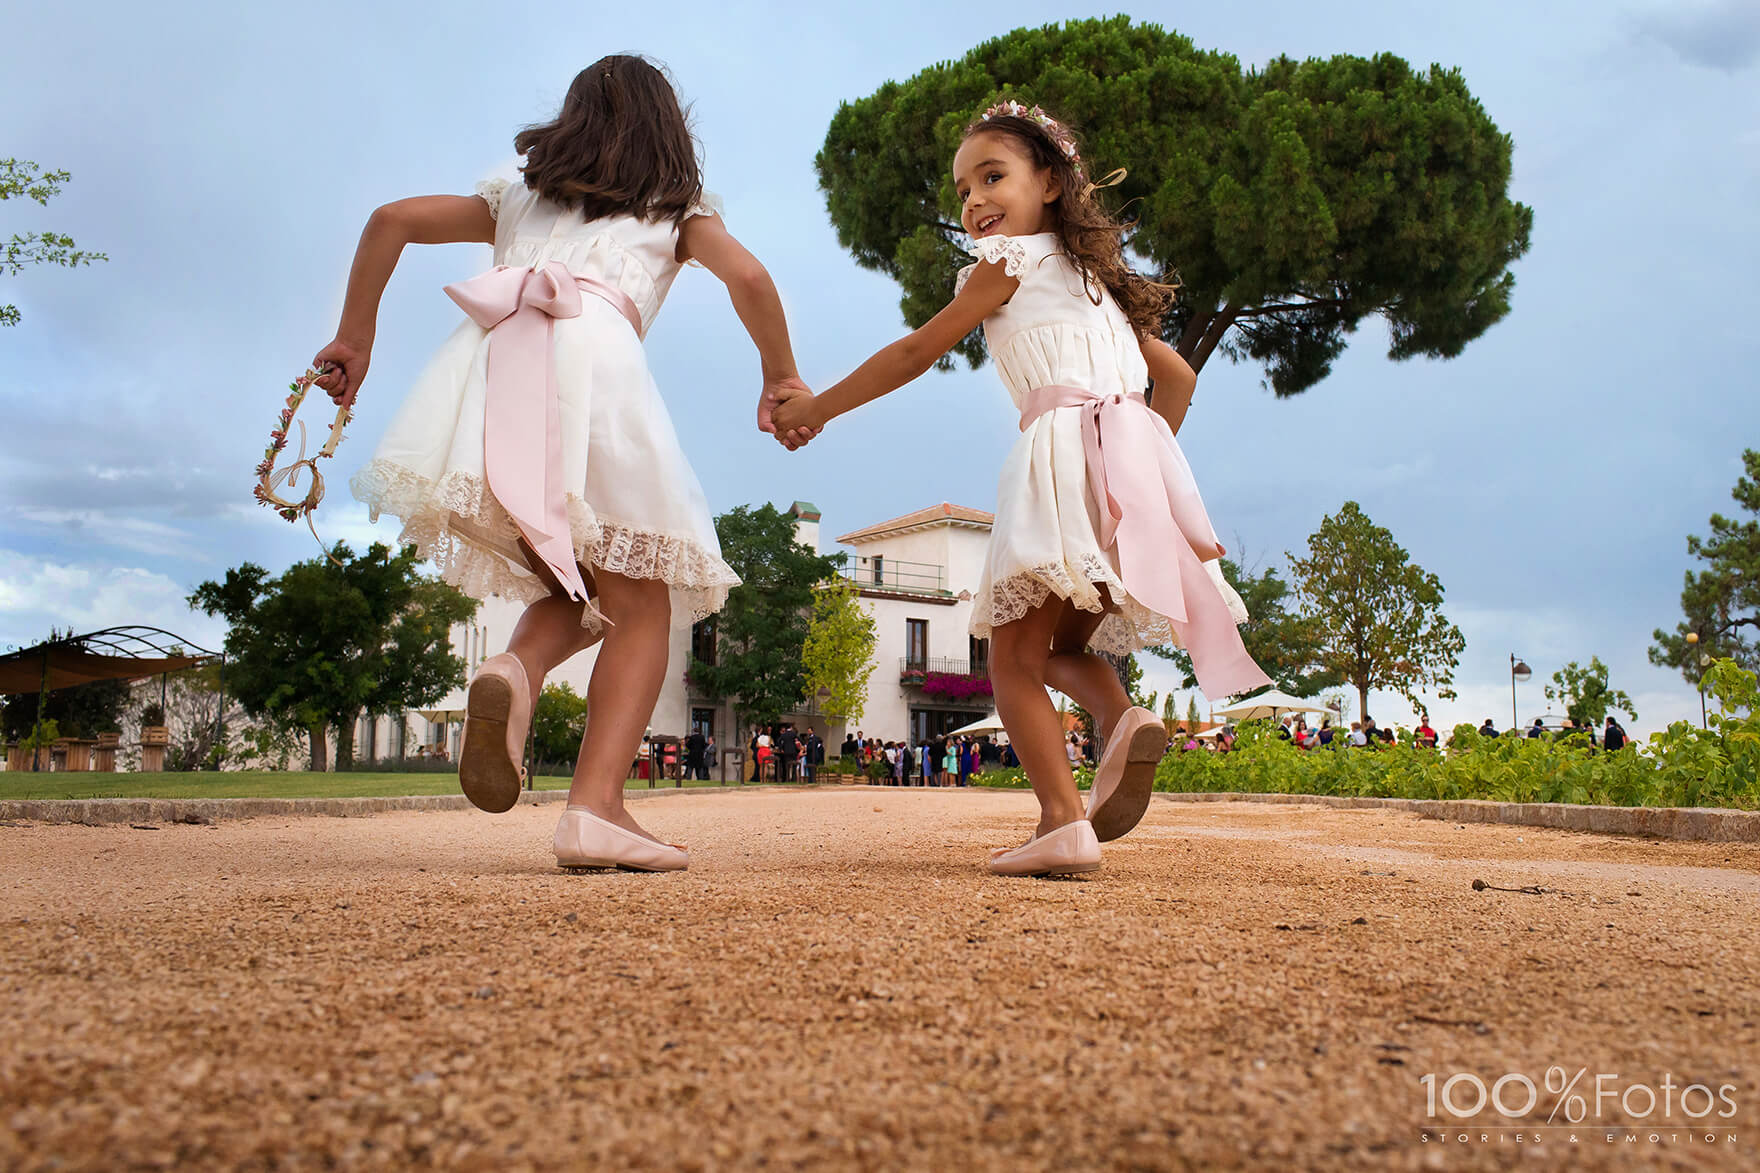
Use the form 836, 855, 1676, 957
961, 110, 1174, 339
514, 55, 703, 224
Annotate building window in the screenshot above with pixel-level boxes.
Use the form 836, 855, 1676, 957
691, 707, 716, 742
905, 618, 928, 669
691, 617, 718, 666
969, 636, 989, 676
872, 554, 885, 586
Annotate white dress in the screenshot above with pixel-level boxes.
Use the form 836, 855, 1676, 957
961, 233, 1250, 656
350, 178, 739, 629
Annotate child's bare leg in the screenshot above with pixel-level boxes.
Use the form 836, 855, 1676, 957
505, 594, 601, 710
502, 541, 602, 707
567, 570, 671, 840
989, 598, 1084, 838
1043, 602, 1133, 742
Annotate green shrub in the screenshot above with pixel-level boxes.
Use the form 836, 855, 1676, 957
1142, 663, 1758, 809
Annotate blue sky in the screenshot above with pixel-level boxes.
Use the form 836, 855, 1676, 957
3, 0, 1756, 737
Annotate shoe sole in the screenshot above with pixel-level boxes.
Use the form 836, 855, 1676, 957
1088, 718, 1167, 843
558, 861, 684, 874
460, 672, 522, 814
988, 859, 1102, 878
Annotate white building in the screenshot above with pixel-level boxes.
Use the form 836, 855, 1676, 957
351, 501, 997, 773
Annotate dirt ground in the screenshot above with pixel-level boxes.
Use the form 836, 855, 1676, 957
2, 788, 1756, 1172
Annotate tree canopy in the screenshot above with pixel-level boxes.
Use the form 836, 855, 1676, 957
1545, 657, 1637, 727
531, 682, 590, 775
3, 159, 106, 327
689, 505, 842, 728
1286, 501, 1464, 720
816, 16, 1531, 395
801, 577, 878, 724
1147, 557, 1342, 698
1651, 448, 1760, 683
188, 542, 476, 771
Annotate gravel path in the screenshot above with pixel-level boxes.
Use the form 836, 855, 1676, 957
2, 788, 1755, 1171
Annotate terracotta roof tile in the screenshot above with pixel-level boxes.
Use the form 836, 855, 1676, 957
834, 503, 994, 545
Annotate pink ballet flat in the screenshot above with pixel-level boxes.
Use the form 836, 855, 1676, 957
986, 819, 1101, 877
554, 806, 689, 872
458, 653, 531, 814
1086, 707, 1167, 842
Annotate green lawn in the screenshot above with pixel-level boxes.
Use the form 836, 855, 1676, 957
0, 770, 744, 801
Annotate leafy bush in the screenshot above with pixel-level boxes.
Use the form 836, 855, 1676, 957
975, 660, 1759, 810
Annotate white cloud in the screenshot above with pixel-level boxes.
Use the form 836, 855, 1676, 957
3, 506, 211, 561
0, 551, 225, 653
1635, 0, 1760, 72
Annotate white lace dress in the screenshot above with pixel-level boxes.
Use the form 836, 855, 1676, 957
350, 179, 739, 629
961, 233, 1249, 655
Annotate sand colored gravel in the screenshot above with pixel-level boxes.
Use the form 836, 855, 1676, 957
2, 787, 1756, 1171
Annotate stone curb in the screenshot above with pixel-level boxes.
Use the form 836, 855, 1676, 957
0, 784, 785, 826
1151, 791, 1760, 843
8, 786, 1754, 843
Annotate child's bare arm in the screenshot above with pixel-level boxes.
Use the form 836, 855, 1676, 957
677, 213, 811, 443
315, 196, 496, 406
773, 260, 1018, 434
1141, 337, 1198, 435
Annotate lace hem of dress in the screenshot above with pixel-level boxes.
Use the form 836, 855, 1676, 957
474, 178, 511, 221
970, 557, 1178, 656
350, 458, 740, 631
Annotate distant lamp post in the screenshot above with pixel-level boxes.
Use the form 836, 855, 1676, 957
1687, 632, 1710, 727
1509, 654, 1531, 732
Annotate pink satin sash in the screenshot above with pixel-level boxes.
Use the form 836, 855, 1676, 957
444, 261, 642, 619
1018, 384, 1272, 700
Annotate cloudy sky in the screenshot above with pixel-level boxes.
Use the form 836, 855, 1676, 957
3, 0, 1756, 737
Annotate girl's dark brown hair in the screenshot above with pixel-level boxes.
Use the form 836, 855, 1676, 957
962, 110, 1174, 339
514, 55, 703, 223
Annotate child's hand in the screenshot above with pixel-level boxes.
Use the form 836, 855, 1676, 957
771, 387, 821, 445
759, 376, 818, 451
312, 336, 373, 408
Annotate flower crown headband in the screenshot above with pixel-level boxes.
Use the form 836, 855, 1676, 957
978, 99, 1126, 195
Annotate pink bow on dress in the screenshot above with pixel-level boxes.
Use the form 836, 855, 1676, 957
443, 261, 643, 619
1018, 384, 1272, 700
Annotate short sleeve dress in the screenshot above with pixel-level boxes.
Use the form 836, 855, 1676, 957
350, 178, 739, 629
959, 233, 1262, 691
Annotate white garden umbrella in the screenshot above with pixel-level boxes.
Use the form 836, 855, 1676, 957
1211, 689, 1329, 722
948, 711, 1006, 736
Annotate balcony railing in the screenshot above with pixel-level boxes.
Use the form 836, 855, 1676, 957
840, 555, 948, 597
899, 657, 988, 682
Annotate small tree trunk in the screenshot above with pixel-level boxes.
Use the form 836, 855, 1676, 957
1175, 309, 1213, 357
1357, 684, 1370, 728
335, 712, 358, 772
308, 722, 328, 772
1188, 306, 1241, 373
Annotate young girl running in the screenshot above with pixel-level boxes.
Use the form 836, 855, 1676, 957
775, 100, 1272, 876
313, 56, 810, 871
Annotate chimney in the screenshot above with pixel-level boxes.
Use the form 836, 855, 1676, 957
788, 500, 822, 553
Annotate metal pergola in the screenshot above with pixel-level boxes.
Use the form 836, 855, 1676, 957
0, 626, 225, 770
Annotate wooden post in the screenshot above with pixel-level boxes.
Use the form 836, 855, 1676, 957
93, 732, 121, 772
140, 725, 169, 772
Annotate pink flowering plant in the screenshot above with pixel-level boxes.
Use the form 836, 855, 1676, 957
920, 672, 993, 702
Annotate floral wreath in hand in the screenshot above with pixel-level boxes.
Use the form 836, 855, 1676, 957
253, 363, 352, 563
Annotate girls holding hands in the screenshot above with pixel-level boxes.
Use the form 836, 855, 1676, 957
774, 100, 1270, 876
